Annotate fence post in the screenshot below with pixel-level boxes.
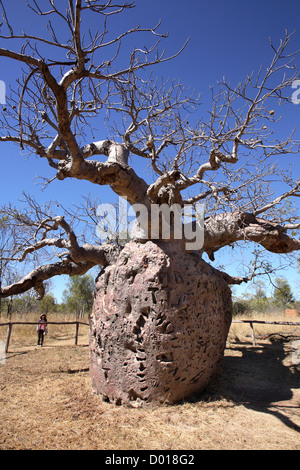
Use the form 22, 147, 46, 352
5, 323, 12, 353
250, 321, 256, 346
74, 322, 79, 345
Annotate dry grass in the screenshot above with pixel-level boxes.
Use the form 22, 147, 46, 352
0, 312, 86, 349
229, 312, 300, 343
0, 313, 300, 450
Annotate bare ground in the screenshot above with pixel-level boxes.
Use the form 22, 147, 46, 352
0, 320, 299, 450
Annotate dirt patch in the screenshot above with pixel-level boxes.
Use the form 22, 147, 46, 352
0, 325, 299, 450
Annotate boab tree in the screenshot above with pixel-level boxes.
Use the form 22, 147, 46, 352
0, 1, 300, 406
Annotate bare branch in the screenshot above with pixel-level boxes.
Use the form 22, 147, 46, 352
0, 259, 95, 299
0, 4, 299, 299
203, 211, 300, 261
254, 180, 300, 216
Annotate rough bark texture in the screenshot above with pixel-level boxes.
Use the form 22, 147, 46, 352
89, 241, 232, 406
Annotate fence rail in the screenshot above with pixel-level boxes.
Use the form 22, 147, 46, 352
0, 319, 300, 353
232, 319, 300, 346
0, 321, 89, 353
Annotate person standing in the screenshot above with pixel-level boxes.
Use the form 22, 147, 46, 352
37, 314, 48, 346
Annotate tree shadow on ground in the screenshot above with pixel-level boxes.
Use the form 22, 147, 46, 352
4, 350, 30, 360
212, 337, 300, 433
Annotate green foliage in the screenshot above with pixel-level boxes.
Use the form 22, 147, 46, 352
13, 293, 37, 314
233, 276, 296, 317
273, 277, 295, 309
233, 294, 270, 316
0, 292, 58, 316
248, 296, 270, 314
63, 274, 95, 317
232, 300, 251, 316
0, 215, 9, 228
38, 294, 57, 314
294, 300, 300, 311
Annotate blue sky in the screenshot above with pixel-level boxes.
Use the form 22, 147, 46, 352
0, 0, 299, 301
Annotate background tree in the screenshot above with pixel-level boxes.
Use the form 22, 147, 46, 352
0, 215, 26, 316
248, 281, 270, 314
273, 276, 295, 311
232, 280, 269, 316
0, 1, 299, 405
38, 293, 57, 315
63, 274, 94, 318
0, 218, 11, 316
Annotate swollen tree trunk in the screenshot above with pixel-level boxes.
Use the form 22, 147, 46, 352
89, 240, 232, 406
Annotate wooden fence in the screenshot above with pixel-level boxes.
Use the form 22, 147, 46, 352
0, 321, 89, 353
0, 318, 300, 353
232, 319, 300, 346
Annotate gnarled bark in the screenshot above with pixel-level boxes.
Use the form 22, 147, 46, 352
203, 211, 300, 261
0, 242, 121, 299
90, 241, 232, 406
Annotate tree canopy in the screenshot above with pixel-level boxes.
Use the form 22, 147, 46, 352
0, 1, 299, 300
63, 274, 95, 316
273, 276, 295, 308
